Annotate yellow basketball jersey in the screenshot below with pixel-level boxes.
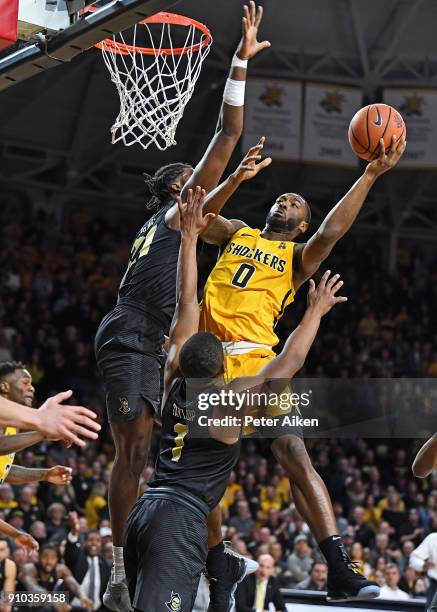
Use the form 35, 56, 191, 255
0, 427, 16, 484
199, 227, 296, 346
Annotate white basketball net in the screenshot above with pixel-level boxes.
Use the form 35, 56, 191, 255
99, 18, 212, 150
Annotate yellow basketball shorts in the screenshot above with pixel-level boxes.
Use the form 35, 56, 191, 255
223, 349, 300, 437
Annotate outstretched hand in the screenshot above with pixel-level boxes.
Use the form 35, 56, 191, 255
237, 1, 271, 60
365, 135, 406, 179
307, 271, 348, 315
234, 137, 272, 183
36, 390, 101, 448
177, 186, 216, 238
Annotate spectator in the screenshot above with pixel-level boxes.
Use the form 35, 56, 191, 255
399, 566, 417, 596
399, 509, 425, 547
295, 561, 328, 591
15, 486, 43, 531
350, 542, 372, 578
21, 543, 93, 611
46, 503, 68, 542
286, 535, 313, 587
235, 553, 285, 612
352, 506, 374, 548
65, 512, 111, 611
229, 501, 256, 538
379, 563, 409, 600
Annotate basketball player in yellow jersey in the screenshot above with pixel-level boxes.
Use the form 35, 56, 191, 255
0, 361, 72, 486
200, 134, 406, 603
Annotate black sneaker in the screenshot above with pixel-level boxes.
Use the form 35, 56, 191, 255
326, 545, 380, 602
207, 542, 258, 612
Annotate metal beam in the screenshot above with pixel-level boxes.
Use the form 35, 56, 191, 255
373, 0, 427, 75
347, 0, 370, 76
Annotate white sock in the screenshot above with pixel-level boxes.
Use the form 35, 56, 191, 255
113, 546, 125, 583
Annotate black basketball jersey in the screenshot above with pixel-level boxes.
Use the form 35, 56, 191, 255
36, 564, 60, 592
149, 378, 241, 510
118, 202, 181, 330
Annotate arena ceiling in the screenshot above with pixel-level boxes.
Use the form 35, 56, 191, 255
0, 0, 436, 250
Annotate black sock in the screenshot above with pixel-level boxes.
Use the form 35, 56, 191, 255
206, 541, 225, 574
318, 535, 344, 569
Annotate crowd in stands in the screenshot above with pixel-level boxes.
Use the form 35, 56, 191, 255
0, 203, 436, 609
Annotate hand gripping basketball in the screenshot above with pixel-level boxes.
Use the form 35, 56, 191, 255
365, 135, 407, 179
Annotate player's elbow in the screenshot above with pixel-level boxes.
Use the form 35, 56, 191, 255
219, 123, 243, 141
317, 225, 342, 245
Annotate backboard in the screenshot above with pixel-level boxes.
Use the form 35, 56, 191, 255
0, 0, 182, 91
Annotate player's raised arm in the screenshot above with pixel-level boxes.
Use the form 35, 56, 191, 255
166, 1, 270, 231
293, 136, 406, 290
254, 271, 347, 381
200, 137, 272, 245
164, 188, 216, 392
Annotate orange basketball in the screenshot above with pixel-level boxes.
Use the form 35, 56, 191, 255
348, 103, 406, 161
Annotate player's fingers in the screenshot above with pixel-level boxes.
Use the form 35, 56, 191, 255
250, 0, 256, 23
244, 155, 262, 163
308, 279, 316, 292
256, 157, 272, 170
326, 273, 341, 290
390, 134, 398, 154
240, 165, 255, 172
398, 136, 407, 153
330, 279, 344, 295
242, 16, 248, 35
69, 423, 101, 440
255, 4, 263, 27
258, 40, 271, 50
67, 410, 101, 432
379, 139, 386, 160
334, 296, 348, 303
60, 426, 85, 447
319, 270, 331, 288
50, 389, 73, 403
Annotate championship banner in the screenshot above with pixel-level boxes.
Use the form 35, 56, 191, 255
383, 88, 437, 167
242, 78, 302, 161
302, 82, 362, 166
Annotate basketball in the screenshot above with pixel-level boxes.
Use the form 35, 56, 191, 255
348, 103, 406, 161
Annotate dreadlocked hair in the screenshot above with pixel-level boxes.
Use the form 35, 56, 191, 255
143, 163, 192, 211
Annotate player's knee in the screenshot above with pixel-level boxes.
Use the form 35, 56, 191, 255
272, 435, 313, 479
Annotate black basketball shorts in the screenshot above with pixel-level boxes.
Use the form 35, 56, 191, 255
124, 488, 208, 612
94, 305, 165, 422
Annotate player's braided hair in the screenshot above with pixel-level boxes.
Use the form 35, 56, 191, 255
0, 361, 25, 381
143, 162, 192, 211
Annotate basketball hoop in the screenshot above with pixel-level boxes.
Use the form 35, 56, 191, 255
89, 8, 212, 150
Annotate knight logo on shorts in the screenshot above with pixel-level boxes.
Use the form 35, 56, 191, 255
165, 592, 182, 611
119, 397, 130, 414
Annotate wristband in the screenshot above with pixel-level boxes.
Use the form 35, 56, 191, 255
223, 78, 246, 107
232, 54, 248, 69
